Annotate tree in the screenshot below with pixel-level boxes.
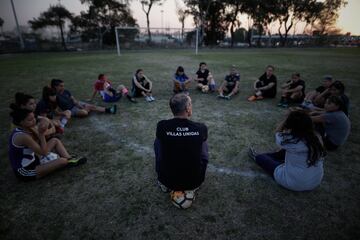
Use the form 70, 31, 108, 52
175, 1, 189, 40
72, 0, 137, 48
184, 0, 228, 46
29, 4, 73, 50
0, 17, 4, 35
140, 0, 164, 42
242, 0, 275, 47
225, 0, 243, 47
312, 0, 347, 35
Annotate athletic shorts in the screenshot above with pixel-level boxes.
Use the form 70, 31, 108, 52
70, 101, 87, 116
224, 85, 236, 93
15, 157, 40, 181
102, 92, 121, 103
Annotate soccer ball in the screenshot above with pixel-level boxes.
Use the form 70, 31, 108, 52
170, 190, 195, 209
201, 85, 209, 93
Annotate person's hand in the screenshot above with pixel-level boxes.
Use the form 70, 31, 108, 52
38, 122, 48, 135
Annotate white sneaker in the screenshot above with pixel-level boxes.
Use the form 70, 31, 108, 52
150, 96, 155, 101
145, 96, 152, 102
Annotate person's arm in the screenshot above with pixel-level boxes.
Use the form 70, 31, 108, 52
285, 85, 303, 93
258, 82, 275, 91
145, 76, 152, 91
311, 114, 326, 124
229, 81, 240, 96
89, 89, 98, 101
314, 88, 330, 105
253, 79, 260, 90
14, 126, 49, 156
133, 76, 148, 92
281, 81, 292, 89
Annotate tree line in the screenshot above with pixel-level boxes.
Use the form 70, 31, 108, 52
21, 0, 347, 50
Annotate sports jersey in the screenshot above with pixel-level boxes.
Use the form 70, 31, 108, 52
94, 79, 112, 91
196, 69, 210, 85
56, 89, 75, 110
8, 128, 37, 173
155, 118, 208, 190
225, 73, 240, 87
174, 73, 189, 83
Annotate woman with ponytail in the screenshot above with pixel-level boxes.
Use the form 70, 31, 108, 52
9, 105, 86, 181
248, 110, 326, 191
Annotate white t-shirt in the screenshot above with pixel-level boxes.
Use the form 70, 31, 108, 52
274, 133, 324, 191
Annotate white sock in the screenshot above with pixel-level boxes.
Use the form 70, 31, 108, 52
60, 117, 68, 128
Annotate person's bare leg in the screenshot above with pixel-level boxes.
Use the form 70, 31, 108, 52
36, 158, 68, 178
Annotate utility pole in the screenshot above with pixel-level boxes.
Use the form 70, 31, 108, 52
10, 0, 25, 50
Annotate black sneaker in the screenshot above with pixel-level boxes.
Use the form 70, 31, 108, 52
248, 147, 257, 161
110, 105, 117, 114
126, 95, 137, 103
67, 156, 87, 167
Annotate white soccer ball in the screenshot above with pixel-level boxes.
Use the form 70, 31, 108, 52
171, 190, 195, 209
201, 85, 209, 93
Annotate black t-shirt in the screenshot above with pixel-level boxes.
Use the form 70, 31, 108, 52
225, 73, 240, 87
156, 118, 208, 190
57, 89, 75, 110
258, 73, 277, 97
196, 69, 210, 85
287, 79, 305, 95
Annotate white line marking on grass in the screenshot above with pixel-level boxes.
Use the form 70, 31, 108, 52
208, 164, 267, 178
89, 116, 266, 179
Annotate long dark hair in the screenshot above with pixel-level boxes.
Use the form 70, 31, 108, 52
14, 92, 34, 107
42, 86, 58, 109
280, 110, 326, 167
9, 103, 32, 126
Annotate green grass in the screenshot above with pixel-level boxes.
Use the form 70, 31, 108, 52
0, 48, 359, 240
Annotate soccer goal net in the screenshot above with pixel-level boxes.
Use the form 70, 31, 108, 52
115, 27, 199, 56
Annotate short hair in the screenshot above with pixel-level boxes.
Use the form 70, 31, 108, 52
199, 62, 206, 67
323, 75, 333, 81
169, 93, 191, 116
330, 80, 345, 94
292, 73, 300, 77
98, 74, 105, 80
51, 79, 63, 88
266, 65, 275, 70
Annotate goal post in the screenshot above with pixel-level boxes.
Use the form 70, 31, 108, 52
115, 26, 199, 56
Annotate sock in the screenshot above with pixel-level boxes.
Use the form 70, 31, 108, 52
210, 84, 215, 91
60, 117, 68, 128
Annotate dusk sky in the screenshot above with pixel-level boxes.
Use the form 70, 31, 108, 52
0, 0, 359, 35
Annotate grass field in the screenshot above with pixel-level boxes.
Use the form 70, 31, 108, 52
0, 48, 359, 240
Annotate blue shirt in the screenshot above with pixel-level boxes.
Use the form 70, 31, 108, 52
174, 74, 189, 83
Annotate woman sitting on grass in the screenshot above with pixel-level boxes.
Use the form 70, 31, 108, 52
91, 74, 136, 103
310, 95, 351, 151
35, 86, 71, 134
9, 105, 86, 181
248, 110, 326, 191
194, 62, 216, 93
131, 69, 155, 102
13, 92, 58, 137
173, 66, 191, 94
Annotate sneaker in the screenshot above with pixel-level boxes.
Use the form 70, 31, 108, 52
126, 95, 137, 103
247, 95, 257, 101
277, 101, 284, 107
150, 96, 155, 101
110, 105, 117, 114
145, 96, 152, 102
67, 156, 87, 167
157, 180, 170, 193
224, 95, 231, 100
281, 103, 289, 108
248, 147, 258, 161
218, 94, 225, 99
